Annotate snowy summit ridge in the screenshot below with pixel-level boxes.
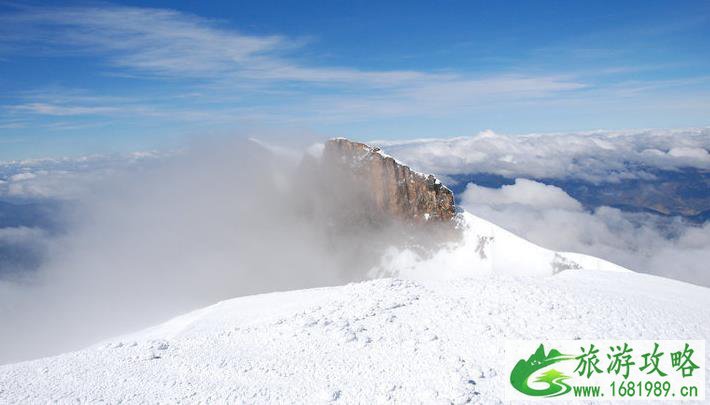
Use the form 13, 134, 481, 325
1, 139, 708, 403
2, 264, 708, 403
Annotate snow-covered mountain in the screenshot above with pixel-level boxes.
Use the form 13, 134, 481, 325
369, 212, 630, 281
1, 211, 708, 403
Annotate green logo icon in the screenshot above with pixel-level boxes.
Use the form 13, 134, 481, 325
510, 344, 574, 398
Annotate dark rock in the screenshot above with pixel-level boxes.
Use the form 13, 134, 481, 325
321, 138, 455, 224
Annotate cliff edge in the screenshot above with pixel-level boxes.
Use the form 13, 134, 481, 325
321, 138, 455, 224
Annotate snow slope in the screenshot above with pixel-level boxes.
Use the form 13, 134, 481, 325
1, 213, 708, 403
369, 212, 630, 281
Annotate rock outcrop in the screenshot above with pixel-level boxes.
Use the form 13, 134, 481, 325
321, 138, 455, 223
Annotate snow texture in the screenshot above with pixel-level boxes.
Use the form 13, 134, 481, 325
0, 213, 708, 404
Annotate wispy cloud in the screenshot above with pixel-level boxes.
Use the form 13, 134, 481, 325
2, 4, 442, 87
0, 5, 285, 77
0, 119, 26, 129
3, 5, 580, 92
9, 103, 120, 116
0, 4, 587, 120
0, 3, 708, 137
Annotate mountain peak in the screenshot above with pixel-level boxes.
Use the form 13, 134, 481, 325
322, 138, 455, 223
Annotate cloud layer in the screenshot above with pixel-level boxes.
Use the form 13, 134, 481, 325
4, 2, 709, 150
0, 131, 708, 363
0, 5, 584, 125
0, 137, 433, 364
0, 151, 169, 200
460, 179, 710, 287
375, 128, 710, 183
376, 129, 710, 286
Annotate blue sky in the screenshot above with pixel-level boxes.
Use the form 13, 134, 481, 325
0, 0, 709, 159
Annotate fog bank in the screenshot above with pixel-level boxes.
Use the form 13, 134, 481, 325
0, 138, 420, 363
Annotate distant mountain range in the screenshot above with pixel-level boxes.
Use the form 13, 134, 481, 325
0, 200, 63, 230
0, 200, 64, 276
446, 167, 710, 223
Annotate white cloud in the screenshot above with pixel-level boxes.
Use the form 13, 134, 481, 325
0, 4, 708, 133
0, 226, 47, 243
2, 6, 284, 78
0, 138, 429, 362
6, 171, 83, 199
10, 103, 120, 116
460, 179, 710, 287
9, 172, 36, 181
464, 179, 582, 211
375, 128, 710, 183
668, 146, 709, 160
6, 6, 586, 100
0, 151, 171, 199
0, 5, 586, 123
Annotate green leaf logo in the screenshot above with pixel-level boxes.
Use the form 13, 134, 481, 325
510, 344, 574, 397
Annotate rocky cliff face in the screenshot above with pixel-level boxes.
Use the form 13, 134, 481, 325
321, 138, 455, 224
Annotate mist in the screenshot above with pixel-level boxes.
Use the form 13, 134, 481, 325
0, 137, 419, 364
3, 133, 707, 365
460, 179, 710, 287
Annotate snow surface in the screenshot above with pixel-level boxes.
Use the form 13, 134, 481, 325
1, 213, 708, 403
369, 212, 630, 281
